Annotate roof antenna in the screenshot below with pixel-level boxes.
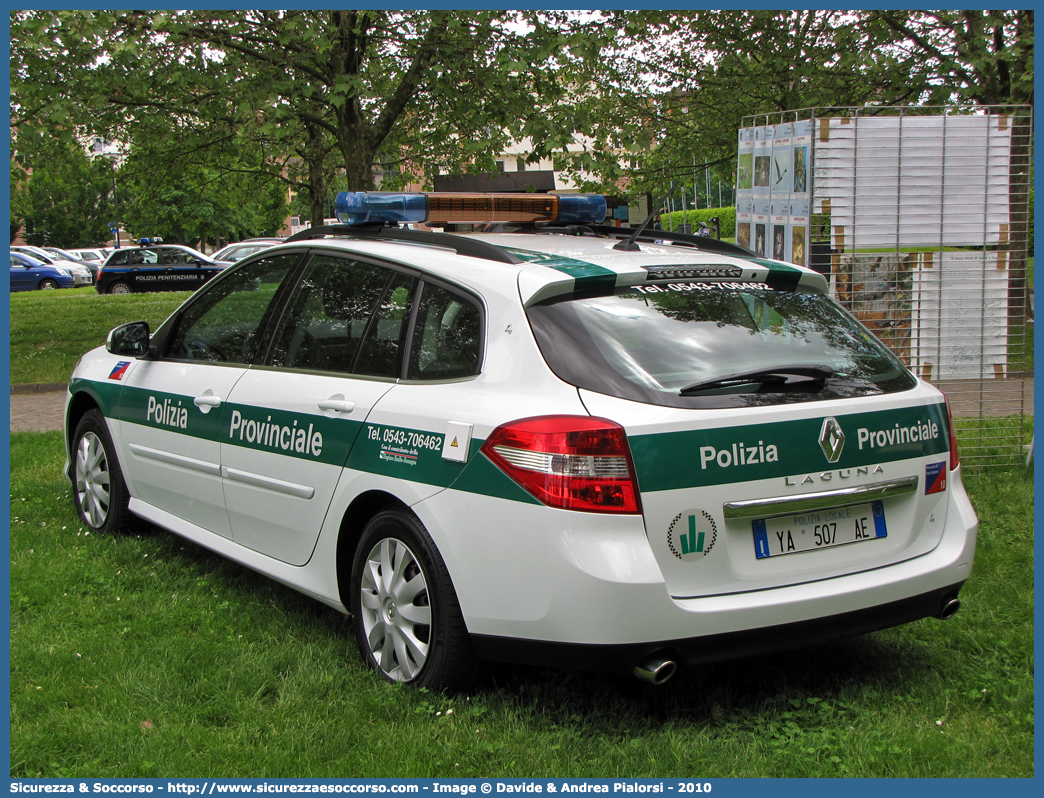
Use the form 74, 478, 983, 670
613, 180, 679, 252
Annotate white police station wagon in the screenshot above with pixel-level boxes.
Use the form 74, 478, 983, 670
64, 192, 978, 690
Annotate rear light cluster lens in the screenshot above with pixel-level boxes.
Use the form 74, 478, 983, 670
944, 394, 960, 470
480, 416, 642, 514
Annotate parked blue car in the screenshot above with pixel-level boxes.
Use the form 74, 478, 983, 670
10, 251, 76, 291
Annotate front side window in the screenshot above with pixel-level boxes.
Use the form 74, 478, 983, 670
164, 254, 300, 364
527, 283, 916, 408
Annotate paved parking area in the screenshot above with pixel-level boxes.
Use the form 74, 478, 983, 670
10, 387, 67, 432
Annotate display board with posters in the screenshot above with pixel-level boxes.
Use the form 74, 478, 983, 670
740, 108, 1021, 383
812, 114, 1012, 248
739, 120, 812, 264
739, 106, 1028, 464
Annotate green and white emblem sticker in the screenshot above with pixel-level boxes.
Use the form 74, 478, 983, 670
668, 509, 718, 560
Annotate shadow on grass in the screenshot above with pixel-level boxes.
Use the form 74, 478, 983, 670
129, 515, 948, 731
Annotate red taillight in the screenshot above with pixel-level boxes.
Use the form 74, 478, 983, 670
480, 415, 642, 514
944, 394, 960, 470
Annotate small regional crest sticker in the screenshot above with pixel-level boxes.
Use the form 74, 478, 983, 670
108, 361, 131, 380
668, 510, 717, 560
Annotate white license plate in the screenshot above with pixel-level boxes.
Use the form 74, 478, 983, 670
753, 500, 887, 559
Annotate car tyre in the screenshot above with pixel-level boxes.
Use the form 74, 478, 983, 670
38, 279, 59, 290
72, 409, 134, 534
351, 508, 479, 691
108, 281, 133, 295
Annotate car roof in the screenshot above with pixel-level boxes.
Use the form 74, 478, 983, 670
264, 229, 828, 307
106, 244, 212, 256
10, 251, 45, 265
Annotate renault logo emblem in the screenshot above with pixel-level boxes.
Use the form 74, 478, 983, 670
820, 417, 845, 463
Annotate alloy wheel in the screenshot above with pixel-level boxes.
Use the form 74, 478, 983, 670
75, 431, 111, 528
358, 537, 432, 681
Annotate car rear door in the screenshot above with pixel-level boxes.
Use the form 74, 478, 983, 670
219, 252, 416, 565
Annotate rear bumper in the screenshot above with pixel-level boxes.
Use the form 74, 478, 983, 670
471, 581, 966, 673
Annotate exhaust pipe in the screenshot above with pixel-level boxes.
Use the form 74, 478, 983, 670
633, 657, 677, 685
938, 597, 961, 620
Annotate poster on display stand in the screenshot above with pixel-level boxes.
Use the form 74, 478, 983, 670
752, 201, 770, 257
812, 115, 1012, 248
792, 120, 812, 199
736, 195, 753, 251
752, 125, 772, 202
770, 122, 793, 205
736, 126, 755, 252
770, 206, 789, 262
769, 123, 793, 262
789, 200, 810, 268
737, 126, 754, 197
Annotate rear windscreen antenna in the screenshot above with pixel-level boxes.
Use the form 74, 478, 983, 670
613, 180, 679, 252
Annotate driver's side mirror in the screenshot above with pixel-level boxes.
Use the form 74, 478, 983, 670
106, 320, 151, 357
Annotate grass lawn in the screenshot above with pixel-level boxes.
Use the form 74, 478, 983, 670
9, 431, 1033, 778
9, 287, 191, 385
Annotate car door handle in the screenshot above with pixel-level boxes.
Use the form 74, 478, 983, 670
317, 398, 356, 414
193, 393, 223, 409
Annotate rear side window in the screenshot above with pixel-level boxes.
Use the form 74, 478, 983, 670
527, 283, 916, 409
164, 249, 200, 265
406, 282, 483, 380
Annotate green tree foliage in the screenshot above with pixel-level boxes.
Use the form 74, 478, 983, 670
549, 10, 1032, 197
10, 139, 116, 248
10, 9, 1032, 219
865, 10, 1033, 107
116, 134, 290, 248
10, 10, 593, 227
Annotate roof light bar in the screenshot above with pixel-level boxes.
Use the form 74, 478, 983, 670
334, 192, 606, 226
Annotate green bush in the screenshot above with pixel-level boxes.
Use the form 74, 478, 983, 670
660, 206, 736, 238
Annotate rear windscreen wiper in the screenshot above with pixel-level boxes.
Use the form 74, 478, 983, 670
680, 365, 834, 395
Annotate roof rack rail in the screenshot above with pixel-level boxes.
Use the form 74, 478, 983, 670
284, 224, 523, 265
586, 225, 756, 257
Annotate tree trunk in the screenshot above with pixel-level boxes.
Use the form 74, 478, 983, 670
303, 122, 328, 227
335, 117, 377, 192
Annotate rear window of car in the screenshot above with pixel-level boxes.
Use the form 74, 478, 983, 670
526, 282, 916, 409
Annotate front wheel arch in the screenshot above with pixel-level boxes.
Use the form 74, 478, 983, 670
71, 408, 133, 533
